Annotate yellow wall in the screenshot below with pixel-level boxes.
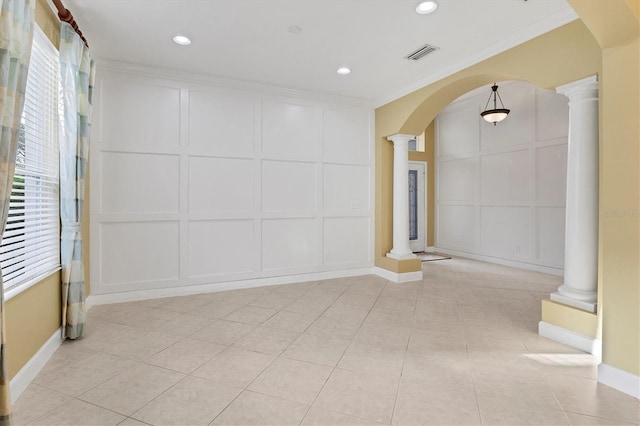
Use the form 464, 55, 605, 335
599, 37, 640, 376
541, 300, 599, 338
5, 273, 61, 378
375, 20, 601, 274
567, 0, 640, 377
35, 0, 59, 47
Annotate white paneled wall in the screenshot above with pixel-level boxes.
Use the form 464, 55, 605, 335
436, 81, 568, 272
91, 65, 373, 295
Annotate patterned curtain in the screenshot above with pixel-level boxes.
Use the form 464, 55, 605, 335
59, 22, 94, 340
0, 0, 35, 422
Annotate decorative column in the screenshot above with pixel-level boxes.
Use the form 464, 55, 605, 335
386, 134, 417, 260
551, 76, 599, 312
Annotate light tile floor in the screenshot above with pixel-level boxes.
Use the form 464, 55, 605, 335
13, 257, 640, 425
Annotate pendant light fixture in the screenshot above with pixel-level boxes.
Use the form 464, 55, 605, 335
481, 83, 510, 125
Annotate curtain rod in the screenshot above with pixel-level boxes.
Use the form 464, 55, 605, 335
50, 0, 88, 47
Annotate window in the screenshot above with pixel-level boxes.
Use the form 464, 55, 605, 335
408, 133, 425, 152
0, 27, 61, 297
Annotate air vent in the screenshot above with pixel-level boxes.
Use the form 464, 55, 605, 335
405, 43, 439, 61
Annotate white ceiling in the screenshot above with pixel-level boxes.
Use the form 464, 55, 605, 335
64, 0, 578, 106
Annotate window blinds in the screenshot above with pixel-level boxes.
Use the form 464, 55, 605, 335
0, 27, 61, 292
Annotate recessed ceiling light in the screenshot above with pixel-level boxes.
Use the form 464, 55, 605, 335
416, 1, 438, 14
172, 35, 191, 46
337, 67, 351, 75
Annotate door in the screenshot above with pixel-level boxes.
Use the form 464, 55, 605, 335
409, 161, 427, 252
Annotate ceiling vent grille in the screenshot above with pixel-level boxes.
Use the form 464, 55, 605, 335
405, 43, 439, 61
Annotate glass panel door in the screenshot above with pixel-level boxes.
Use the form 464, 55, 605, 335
408, 162, 426, 252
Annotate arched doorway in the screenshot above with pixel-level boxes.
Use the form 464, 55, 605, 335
375, 1, 640, 398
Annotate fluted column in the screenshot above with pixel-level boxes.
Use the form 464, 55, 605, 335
386, 134, 417, 260
551, 76, 599, 312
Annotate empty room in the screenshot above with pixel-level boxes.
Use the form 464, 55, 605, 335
0, 0, 638, 425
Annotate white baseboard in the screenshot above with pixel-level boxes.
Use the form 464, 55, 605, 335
374, 267, 423, 283
538, 321, 601, 358
598, 363, 640, 399
10, 328, 62, 403
435, 247, 564, 276
87, 268, 376, 306
425, 246, 436, 253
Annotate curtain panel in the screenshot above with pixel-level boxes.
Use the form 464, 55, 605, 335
59, 21, 94, 340
0, 0, 35, 422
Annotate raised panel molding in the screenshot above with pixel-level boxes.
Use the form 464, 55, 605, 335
323, 164, 370, 213
536, 143, 568, 205
437, 205, 478, 252
99, 222, 180, 286
480, 150, 530, 203
188, 220, 255, 277
436, 107, 479, 158
189, 89, 255, 154
324, 217, 371, 265
323, 108, 370, 164
99, 152, 180, 214
91, 67, 373, 295
436, 80, 567, 272
97, 78, 181, 147
480, 206, 532, 259
189, 156, 254, 214
262, 218, 319, 270
262, 160, 317, 214
438, 158, 479, 202
261, 99, 318, 160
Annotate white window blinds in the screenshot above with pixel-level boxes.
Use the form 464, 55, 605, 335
1, 27, 61, 294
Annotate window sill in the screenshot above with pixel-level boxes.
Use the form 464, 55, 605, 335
4, 267, 62, 302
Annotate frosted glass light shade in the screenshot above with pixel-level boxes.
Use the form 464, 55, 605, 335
481, 108, 510, 124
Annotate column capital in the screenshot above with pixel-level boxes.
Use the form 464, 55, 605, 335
556, 75, 599, 100
387, 133, 415, 146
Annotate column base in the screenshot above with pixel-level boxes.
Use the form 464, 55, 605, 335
374, 267, 423, 283
550, 291, 597, 313
386, 252, 417, 260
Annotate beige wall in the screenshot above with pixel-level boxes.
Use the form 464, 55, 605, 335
599, 36, 640, 376
35, 0, 59, 48
5, 273, 61, 378
5, 0, 92, 381
541, 300, 599, 338
567, 0, 640, 377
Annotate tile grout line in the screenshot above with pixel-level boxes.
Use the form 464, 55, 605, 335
206, 286, 319, 425
296, 280, 367, 424
208, 279, 349, 425
298, 279, 391, 425
388, 277, 421, 426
